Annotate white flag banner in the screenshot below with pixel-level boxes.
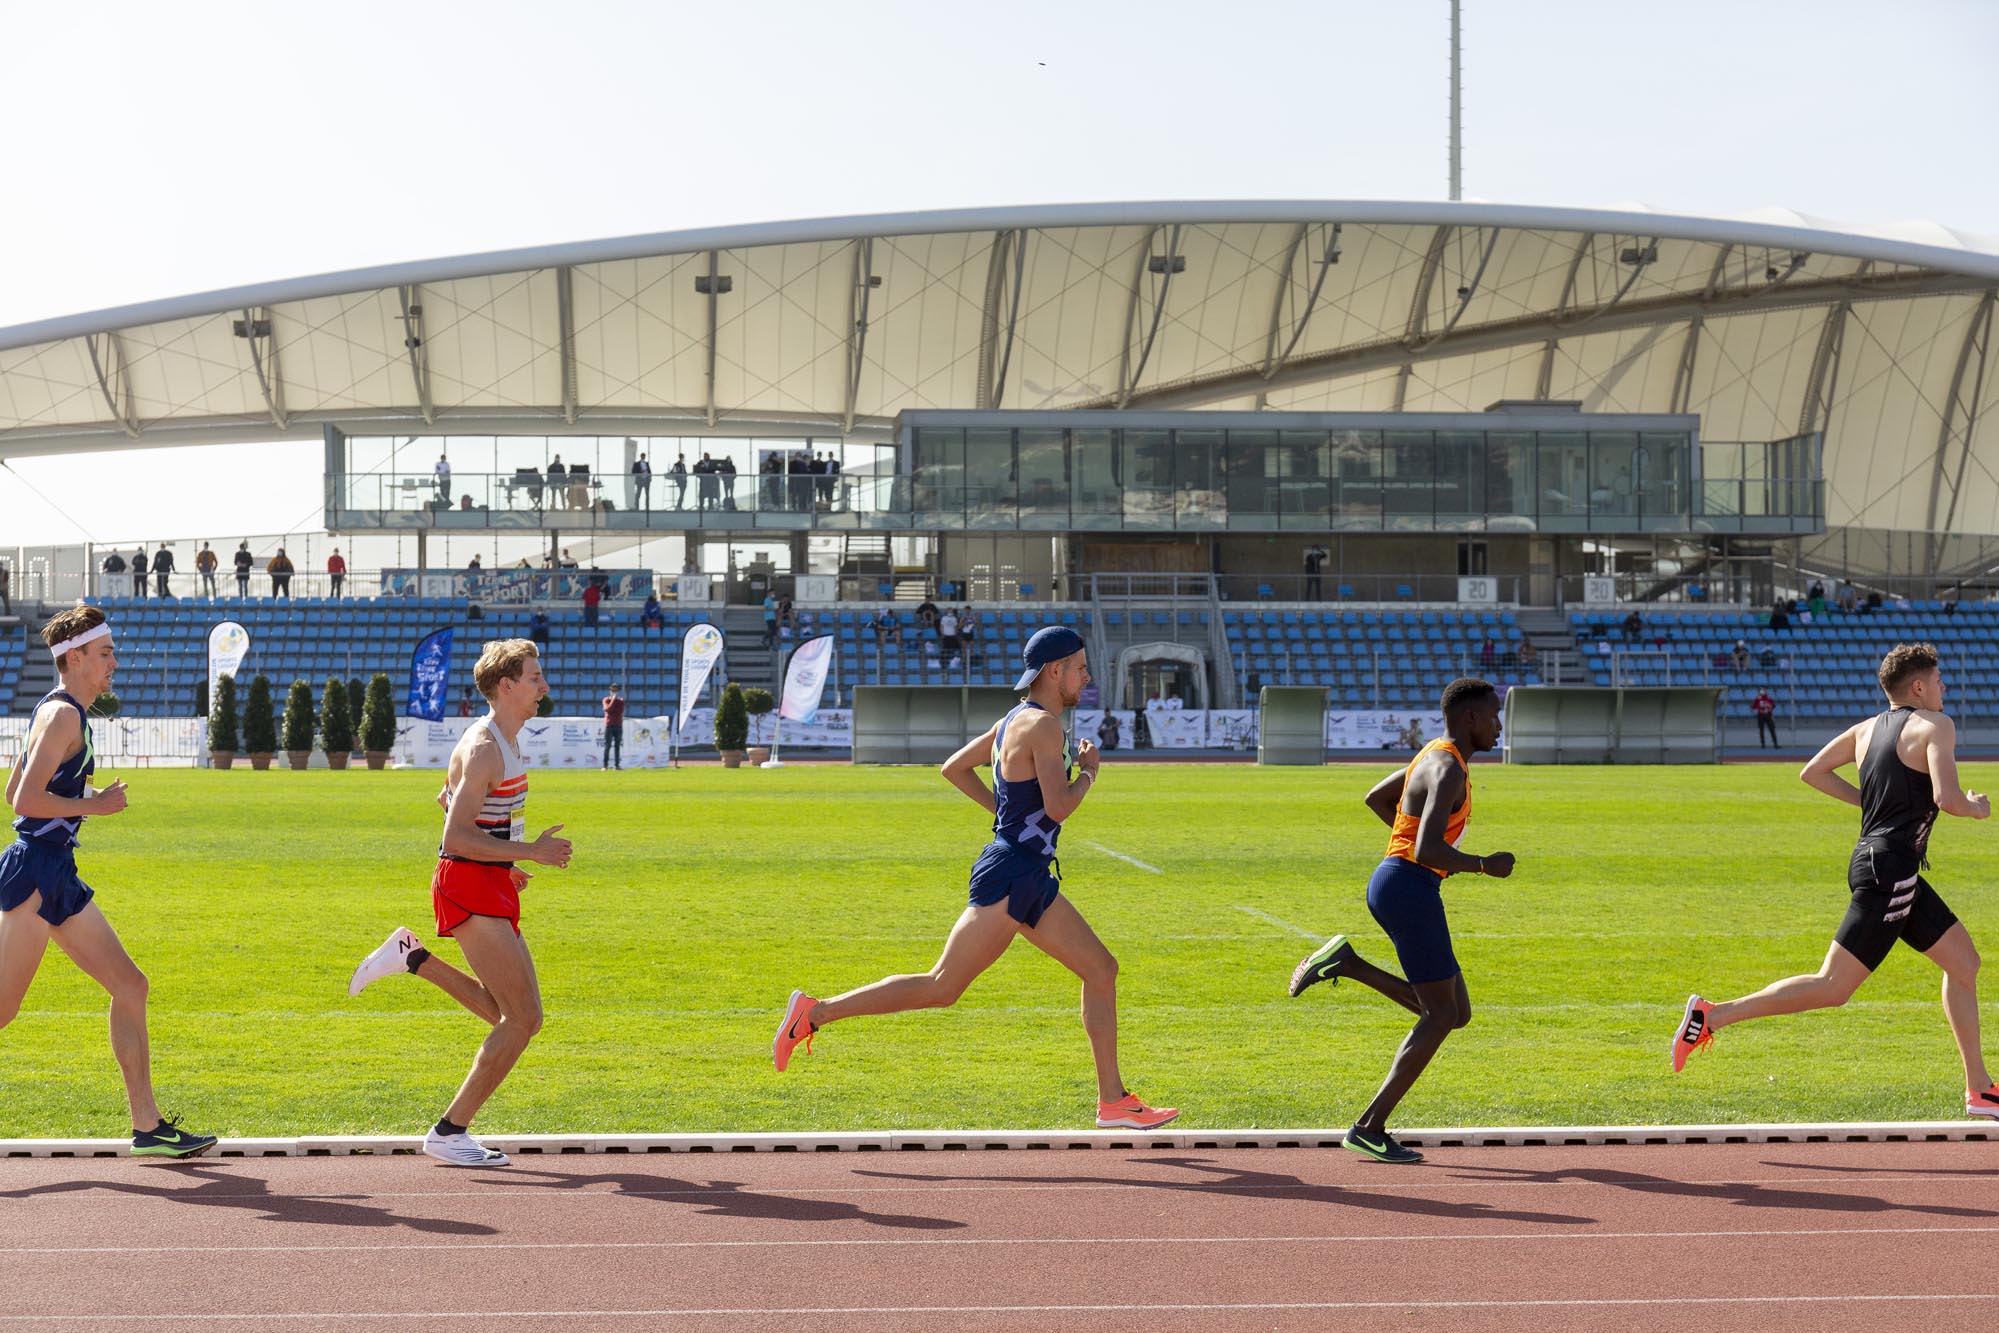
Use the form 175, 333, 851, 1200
779, 635, 835, 723
678, 623, 725, 731
207, 621, 250, 699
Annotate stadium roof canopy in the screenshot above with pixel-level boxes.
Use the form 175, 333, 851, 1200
3, 200, 1998, 536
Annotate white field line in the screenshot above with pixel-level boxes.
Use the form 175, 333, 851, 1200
1080, 841, 1160, 873
5, 1294, 1995, 1322
3, 1223, 1995, 1257
1231, 904, 1322, 939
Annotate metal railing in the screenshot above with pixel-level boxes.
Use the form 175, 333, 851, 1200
1221, 572, 1522, 604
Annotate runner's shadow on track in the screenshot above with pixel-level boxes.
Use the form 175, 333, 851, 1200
0, 1164, 499, 1236
1761, 1158, 1999, 1178
479, 1166, 964, 1231
851, 1156, 1594, 1226
1439, 1161, 1999, 1218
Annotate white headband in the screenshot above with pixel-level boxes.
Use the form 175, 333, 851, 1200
49, 622, 112, 660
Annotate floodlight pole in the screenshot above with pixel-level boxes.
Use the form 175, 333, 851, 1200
1448, 0, 1463, 202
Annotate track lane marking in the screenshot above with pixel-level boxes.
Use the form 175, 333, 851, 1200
1080, 841, 1160, 873
1232, 905, 1321, 939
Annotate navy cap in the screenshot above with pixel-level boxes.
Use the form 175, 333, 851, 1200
1014, 625, 1088, 691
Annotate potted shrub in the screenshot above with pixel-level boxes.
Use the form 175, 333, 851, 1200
244, 674, 277, 770
193, 678, 207, 719
361, 673, 397, 770
346, 678, 367, 759
743, 687, 775, 765
319, 676, 354, 770
208, 674, 239, 769
89, 690, 121, 719
714, 682, 748, 768
282, 679, 315, 770
536, 694, 555, 718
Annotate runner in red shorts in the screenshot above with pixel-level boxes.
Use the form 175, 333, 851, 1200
346, 638, 570, 1166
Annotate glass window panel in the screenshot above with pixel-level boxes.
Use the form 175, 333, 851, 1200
1637, 431, 1687, 525
1070, 429, 1119, 526
1175, 429, 1225, 528
1433, 429, 1484, 530
965, 428, 1016, 526
911, 427, 962, 526
1383, 430, 1434, 529
1016, 428, 1069, 529
1330, 430, 1382, 529
1121, 429, 1174, 529
1485, 430, 1536, 526
1537, 431, 1590, 529
1590, 431, 1638, 523
1224, 430, 1278, 529
1277, 430, 1330, 522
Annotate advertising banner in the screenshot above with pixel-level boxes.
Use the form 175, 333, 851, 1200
405, 627, 454, 721
679, 623, 725, 731
206, 621, 250, 700
779, 635, 834, 723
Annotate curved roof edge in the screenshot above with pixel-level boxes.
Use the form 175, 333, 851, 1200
5, 199, 1999, 356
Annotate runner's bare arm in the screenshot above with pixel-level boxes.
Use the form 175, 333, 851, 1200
1799, 722, 1863, 808
1363, 768, 1407, 827
1918, 714, 1989, 819
4, 706, 124, 818
940, 723, 1001, 815
1027, 710, 1095, 823
1409, 755, 1505, 877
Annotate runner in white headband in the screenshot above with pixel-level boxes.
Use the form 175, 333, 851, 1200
48, 621, 112, 661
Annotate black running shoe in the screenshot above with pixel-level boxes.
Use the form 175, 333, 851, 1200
132, 1115, 218, 1159
1343, 1125, 1423, 1164
1289, 934, 1355, 998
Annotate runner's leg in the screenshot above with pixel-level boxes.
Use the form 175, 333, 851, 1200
1924, 922, 1992, 1090
1706, 939, 1869, 1031
414, 952, 503, 1024
1354, 973, 1466, 1132
1019, 896, 1124, 1103
811, 903, 1017, 1026
0, 897, 52, 1029
1342, 951, 1424, 1016
441, 917, 542, 1127
49, 903, 160, 1130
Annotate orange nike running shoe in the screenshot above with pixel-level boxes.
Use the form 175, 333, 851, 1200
1095, 1091, 1181, 1131
1670, 993, 1714, 1073
773, 990, 820, 1073
1966, 1083, 1999, 1120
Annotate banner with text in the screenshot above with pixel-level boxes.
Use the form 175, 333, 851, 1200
679, 623, 725, 731
779, 635, 834, 723
207, 621, 250, 700
405, 627, 454, 721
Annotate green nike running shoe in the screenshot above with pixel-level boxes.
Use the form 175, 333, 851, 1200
1343, 1126, 1423, 1164
132, 1115, 218, 1159
1289, 934, 1355, 998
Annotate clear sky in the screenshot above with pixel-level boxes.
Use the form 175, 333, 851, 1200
3, 0, 1994, 548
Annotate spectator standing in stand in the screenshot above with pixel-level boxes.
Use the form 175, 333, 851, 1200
530, 610, 551, 647
1303, 544, 1327, 600
101, 550, 126, 595
938, 607, 962, 668
151, 545, 175, 598
1752, 689, 1779, 749
581, 580, 602, 628
546, 455, 568, 510
602, 683, 626, 770
631, 450, 651, 510
268, 548, 294, 599
717, 455, 737, 509
0, 560, 9, 616
433, 453, 451, 504
195, 543, 218, 599
762, 593, 778, 648
328, 547, 347, 598
131, 548, 148, 599
233, 541, 253, 597
670, 455, 688, 509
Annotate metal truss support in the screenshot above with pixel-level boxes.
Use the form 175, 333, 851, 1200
976, 229, 1027, 410
1116, 225, 1183, 408
1535, 233, 1596, 396
702, 251, 722, 427
396, 285, 434, 427
1926, 290, 1997, 572
1261, 223, 1342, 380
1796, 301, 1849, 436
1669, 316, 1703, 415
556, 267, 578, 426
82, 332, 139, 438
1405, 227, 1451, 346
1102, 266, 1995, 412
1534, 340, 1559, 399
233, 308, 288, 431
842, 237, 877, 434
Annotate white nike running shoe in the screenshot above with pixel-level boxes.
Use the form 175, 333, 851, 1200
348, 927, 422, 996
423, 1127, 510, 1167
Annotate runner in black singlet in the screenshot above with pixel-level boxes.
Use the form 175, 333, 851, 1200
1671, 643, 1999, 1120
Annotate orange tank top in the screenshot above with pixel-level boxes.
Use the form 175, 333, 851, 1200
1384, 737, 1471, 875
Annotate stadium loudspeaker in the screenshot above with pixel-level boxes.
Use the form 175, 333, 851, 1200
1501, 685, 1724, 765
851, 685, 1021, 765
1257, 686, 1329, 765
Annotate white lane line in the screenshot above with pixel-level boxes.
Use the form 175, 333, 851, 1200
1081, 841, 1160, 873
5, 1293, 1995, 1321
1232, 904, 1322, 940
6, 1173, 1989, 1205
4, 1222, 1991, 1256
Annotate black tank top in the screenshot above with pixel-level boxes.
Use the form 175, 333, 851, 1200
1857, 706, 1939, 859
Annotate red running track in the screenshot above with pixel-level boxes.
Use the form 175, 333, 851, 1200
1, 1140, 1995, 1331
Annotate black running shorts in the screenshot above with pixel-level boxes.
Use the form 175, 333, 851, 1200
1836, 840, 1959, 972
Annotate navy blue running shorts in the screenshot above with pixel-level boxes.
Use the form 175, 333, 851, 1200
0, 837, 96, 927
968, 841, 1061, 928
1365, 856, 1460, 985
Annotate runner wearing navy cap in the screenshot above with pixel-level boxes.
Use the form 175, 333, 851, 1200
773, 625, 1180, 1130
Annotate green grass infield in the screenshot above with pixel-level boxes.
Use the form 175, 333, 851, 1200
5, 761, 1995, 1137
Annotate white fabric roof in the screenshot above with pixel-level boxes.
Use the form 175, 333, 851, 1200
3, 200, 1996, 535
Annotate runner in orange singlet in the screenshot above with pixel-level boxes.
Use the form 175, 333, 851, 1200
1287, 678, 1514, 1163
